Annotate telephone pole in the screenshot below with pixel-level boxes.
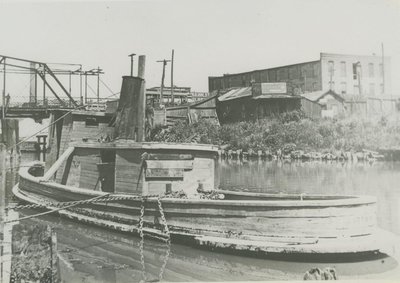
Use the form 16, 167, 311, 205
156, 59, 171, 107
381, 43, 385, 95
171, 49, 175, 104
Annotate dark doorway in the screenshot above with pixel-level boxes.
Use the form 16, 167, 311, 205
97, 149, 116, 192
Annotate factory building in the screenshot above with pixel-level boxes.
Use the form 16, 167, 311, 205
209, 52, 391, 97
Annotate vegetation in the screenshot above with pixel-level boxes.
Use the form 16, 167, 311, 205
150, 111, 400, 153
11, 224, 53, 282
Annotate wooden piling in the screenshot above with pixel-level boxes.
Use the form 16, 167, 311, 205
1, 118, 20, 170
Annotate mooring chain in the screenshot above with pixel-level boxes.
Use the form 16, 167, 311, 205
139, 196, 147, 283
157, 197, 171, 282
137, 196, 171, 282
6, 194, 162, 211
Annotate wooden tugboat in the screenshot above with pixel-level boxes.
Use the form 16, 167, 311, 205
13, 56, 385, 260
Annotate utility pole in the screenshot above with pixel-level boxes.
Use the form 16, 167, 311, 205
381, 42, 385, 95
79, 65, 83, 105
2, 57, 6, 119
69, 71, 72, 107
84, 71, 88, 104
43, 67, 46, 106
171, 49, 175, 104
128, 53, 136, 76
156, 59, 171, 107
97, 67, 100, 106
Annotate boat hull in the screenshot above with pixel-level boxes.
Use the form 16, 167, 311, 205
12, 162, 386, 260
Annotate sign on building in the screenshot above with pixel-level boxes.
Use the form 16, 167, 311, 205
252, 82, 287, 96
261, 82, 287, 94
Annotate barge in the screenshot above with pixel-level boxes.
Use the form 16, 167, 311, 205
13, 140, 384, 260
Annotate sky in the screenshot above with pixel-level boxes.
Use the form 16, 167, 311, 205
0, 0, 399, 98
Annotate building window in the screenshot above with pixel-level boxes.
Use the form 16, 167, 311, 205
369, 83, 375, 95
340, 82, 347, 94
354, 85, 360, 95
379, 63, 383, 77
328, 61, 334, 76
352, 63, 361, 80
312, 82, 318, 91
329, 81, 335, 91
277, 68, 288, 81
368, 63, 374, 77
313, 63, 319, 77
289, 66, 299, 79
380, 84, 384, 94
340, 61, 346, 77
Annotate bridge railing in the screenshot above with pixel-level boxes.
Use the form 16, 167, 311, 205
5, 95, 114, 112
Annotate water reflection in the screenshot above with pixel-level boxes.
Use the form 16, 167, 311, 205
22, 215, 400, 282
219, 159, 400, 235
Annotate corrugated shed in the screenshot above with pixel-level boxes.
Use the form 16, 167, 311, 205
217, 87, 252, 101
253, 94, 298, 100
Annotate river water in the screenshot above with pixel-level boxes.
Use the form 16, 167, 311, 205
1, 156, 400, 282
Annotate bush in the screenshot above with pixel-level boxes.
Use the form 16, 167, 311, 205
148, 111, 400, 152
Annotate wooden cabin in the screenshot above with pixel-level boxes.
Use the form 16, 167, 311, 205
300, 90, 345, 118
58, 141, 219, 197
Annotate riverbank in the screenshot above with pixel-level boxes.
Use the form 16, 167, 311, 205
150, 112, 400, 160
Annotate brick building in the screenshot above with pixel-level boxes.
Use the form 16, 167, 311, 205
209, 52, 391, 97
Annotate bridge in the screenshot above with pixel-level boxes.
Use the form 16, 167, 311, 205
0, 55, 115, 121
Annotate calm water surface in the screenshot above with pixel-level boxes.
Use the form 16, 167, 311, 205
1, 157, 400, 282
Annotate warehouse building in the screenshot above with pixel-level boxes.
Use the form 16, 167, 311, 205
209, 52, 391, 97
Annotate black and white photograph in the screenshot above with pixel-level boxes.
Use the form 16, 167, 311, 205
0, 0, 399, 282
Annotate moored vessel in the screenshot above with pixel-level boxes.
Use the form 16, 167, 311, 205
13, 55, 386, 260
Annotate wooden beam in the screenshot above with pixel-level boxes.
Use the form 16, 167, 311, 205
37, 71, 66, 106
44, 64, 79, 107
43, 146, 75, 181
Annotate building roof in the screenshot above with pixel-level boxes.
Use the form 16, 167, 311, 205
300, 90, 326, 102
300, 90, 344, 103
253, 94, 298, 100
217, 87, 252, 101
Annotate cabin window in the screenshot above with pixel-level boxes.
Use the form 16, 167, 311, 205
85, 117, 99, 127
